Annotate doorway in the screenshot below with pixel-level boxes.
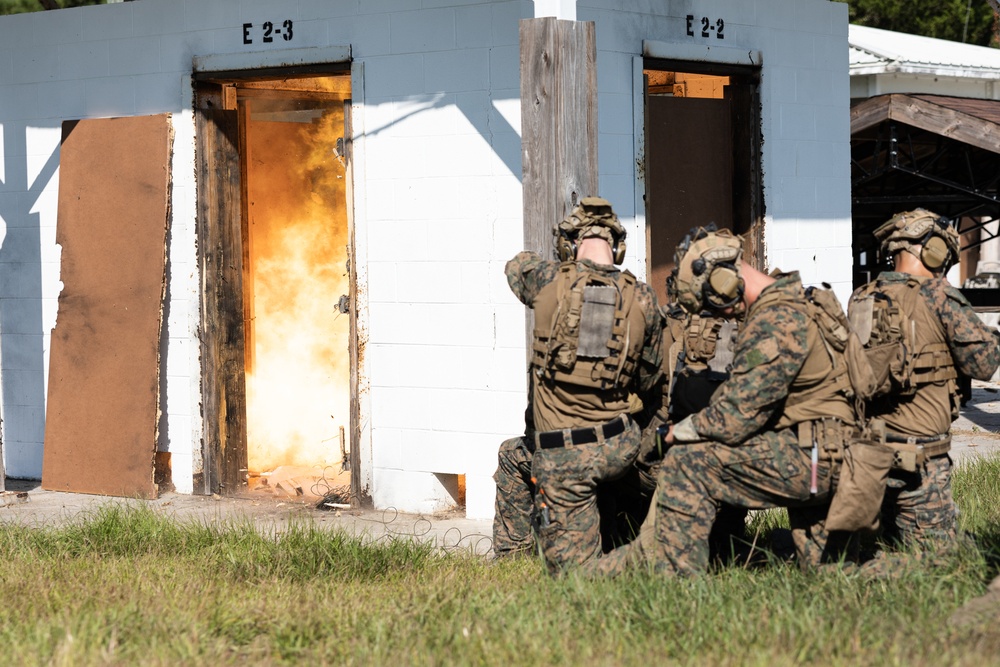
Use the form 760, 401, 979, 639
194, 68, 358, 503
642, 60, 762, 305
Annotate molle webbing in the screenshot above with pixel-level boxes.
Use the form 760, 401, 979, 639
884, 432, 951, 471
796, 419, 860, 462
912, 342, 958, 384
860, 277, 956, 392
531, 264, 641, 389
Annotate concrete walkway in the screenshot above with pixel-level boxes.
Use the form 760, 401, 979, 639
950, 379, 1000, 465
3, 380, 999, 555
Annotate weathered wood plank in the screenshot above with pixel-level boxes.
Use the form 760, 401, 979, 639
520, 17, 598, 256
893, 95, 1000, 155
850, 94, 893, 134
195, 87, 249, 496
852, 94, 1000, 155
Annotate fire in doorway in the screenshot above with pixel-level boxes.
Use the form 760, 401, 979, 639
238, 77, 352, 502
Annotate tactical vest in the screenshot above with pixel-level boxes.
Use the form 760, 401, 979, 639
668, 314, 735, 422
531, 262, 645, 390
752, 285, 855, 430
848, 277, 957, 399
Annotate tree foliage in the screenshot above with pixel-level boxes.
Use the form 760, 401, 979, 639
0, 0, 106, 15
835, 0, 998, 46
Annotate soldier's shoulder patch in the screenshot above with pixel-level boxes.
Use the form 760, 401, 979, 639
741, 337, 780, 370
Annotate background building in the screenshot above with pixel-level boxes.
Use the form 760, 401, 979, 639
0, 0, 852, 519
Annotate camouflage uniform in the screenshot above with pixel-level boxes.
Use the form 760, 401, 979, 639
585, 271, 857, 577
491, 399, 536, 558
862, 272, 1000, 551
503, 251, 662, 574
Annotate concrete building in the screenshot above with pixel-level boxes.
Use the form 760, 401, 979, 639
0, 0, 853, 519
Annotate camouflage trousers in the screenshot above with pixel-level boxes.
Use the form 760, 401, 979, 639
882, 455, 957, 546
581, 428, 848, 577
492, 425, 653, 560
492, 436, 536, 557
858, 455, 958, 577
531, 417, 642, 575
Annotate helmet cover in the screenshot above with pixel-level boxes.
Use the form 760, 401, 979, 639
874, 208, 959, 270
674, 226, 745, 315
553, 196, 627, 261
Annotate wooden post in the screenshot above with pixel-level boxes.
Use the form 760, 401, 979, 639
520, 18, 598, 256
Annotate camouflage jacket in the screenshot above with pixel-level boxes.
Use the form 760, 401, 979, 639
505, 251, 663, 429
865, 271, 1000, 436
677, 271, 816, 444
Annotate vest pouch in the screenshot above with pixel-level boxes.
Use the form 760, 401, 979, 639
578, 285, 617, 357
685, 315, 722, 363
860, 340, 897, 396
551, 284, 585, 371
845, 330, 880, 402
826, 441, 896, 532
805, 285, 850, 352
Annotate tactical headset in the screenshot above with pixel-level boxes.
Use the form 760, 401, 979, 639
557, 230, 626, 264
554, 197, 627, 264
918, 222, 955, 271
674, 225, 745, 314
874, 209, 960, 273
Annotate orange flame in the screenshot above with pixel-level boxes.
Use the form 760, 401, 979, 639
244, 95, 350, 474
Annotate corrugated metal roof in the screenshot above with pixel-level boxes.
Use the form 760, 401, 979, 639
849, 24, 1000, 78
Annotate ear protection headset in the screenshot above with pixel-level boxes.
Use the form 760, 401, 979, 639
554, 196, 627, 264
613, 237, 626, 265
693, 256, 742, 309
875, 209, 960, 274
919, 224, 954, 272
557, 232, 627, 264
555, 231, 577, 263
675, 225, 745, 315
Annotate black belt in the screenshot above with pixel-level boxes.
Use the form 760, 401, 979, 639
535, 416, 628, 450
885, 432, 950, 445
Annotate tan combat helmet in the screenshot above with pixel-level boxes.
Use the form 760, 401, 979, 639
674, 226, 745, 316
874, 208, 960, 273
554, 196, 627, 264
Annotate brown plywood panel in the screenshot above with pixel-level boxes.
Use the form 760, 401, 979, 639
42, 115, 171, 498
646, 96, 732, 305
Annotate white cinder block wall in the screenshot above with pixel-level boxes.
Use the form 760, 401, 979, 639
0, 0, 852, 520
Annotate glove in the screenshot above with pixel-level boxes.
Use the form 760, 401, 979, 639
637, 419, 671, 469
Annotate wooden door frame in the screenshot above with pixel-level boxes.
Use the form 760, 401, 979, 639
193, 64, 357, 498
636, 58, 763, 271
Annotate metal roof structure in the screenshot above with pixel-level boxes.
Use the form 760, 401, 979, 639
848, 26, 1000, 291
849, 24, 1000, 79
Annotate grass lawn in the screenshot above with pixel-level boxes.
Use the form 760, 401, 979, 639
2, 455, 1000, 666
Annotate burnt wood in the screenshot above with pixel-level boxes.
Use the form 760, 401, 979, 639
520, 17, 598, 256
196, 87, 249, 495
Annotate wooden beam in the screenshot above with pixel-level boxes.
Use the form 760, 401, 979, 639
891, 95, 1000, 155
850, 94, 894, 134
195, 85, 249, 496
852, 94, 1000, 155
520, 18, 598, 256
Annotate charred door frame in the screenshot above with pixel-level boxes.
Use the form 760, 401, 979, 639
634, 57, 763, 271
193, 63, 357, 497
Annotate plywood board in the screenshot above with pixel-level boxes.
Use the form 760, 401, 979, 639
41, 115, 171, 498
